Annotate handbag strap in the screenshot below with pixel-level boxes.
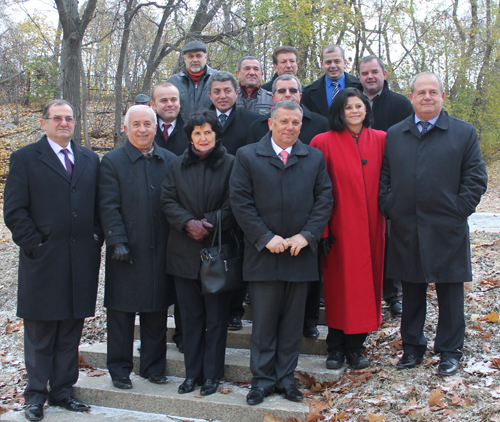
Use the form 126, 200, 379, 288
209, 209, 223, 253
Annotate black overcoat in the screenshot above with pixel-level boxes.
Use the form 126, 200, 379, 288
160, 142, 236, 280
99, 140, 176, 312
379, 111, 488, 284
247, 105, 329, 145
154, 114, 190, 156
4, 136, 102, 320
230, 133, 333, 282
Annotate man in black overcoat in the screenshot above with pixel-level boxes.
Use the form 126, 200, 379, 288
379, 72, 488, 376
4, 100, 102, 421
99, 105, 176, 389
301, 45, 359, 117
230, 100, 333, 405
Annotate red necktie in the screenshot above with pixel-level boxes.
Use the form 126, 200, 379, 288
163, 124, 171, 141
279, 150, 289, 165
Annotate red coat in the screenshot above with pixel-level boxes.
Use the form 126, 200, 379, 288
310, 129, 386, 334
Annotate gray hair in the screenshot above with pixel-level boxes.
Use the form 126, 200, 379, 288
42, 100, 74, 119
321, 44, 345, 61
410, 72, 444, 93
207, 71, 238, 92
358, 55, 385, 73
237, 56, 262, 71
124, 105, 156, 128
270, 100, 303, 120
271, 75, 303, 94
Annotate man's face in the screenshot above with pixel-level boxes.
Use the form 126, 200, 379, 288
151, 85, 180, 124
268, 107, 302, 149
321, 50, 347, 81
272, 79, 302, 104
209, 80, 237, 113
183, 50, 207, 73
359, 59, 387, 98
124, 107, 157, 150
274, 52, 298, 76
40, 104, 75, 147
410, 74, 445, 121
236, 59, 263, 89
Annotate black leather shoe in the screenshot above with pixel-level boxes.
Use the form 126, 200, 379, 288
148, 373, 168, 384
397, 354, 423, 369
25, 404, 44, 421
175, 339, 184, 353
112, 377, 132, 389
276, 384, 303, 402
326, 350, 345, 369
200, 378, 220, 396
228, 315, 243, 331
178, 377, 204, 394
303, 326, 319, 339
246, 387, 271, 405
438, 357, 460, 376
390, 300, 403, 316
346, 351, 369, 369
48, 396, 90, 412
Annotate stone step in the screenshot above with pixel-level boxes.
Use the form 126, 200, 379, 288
79, 340, 341, 384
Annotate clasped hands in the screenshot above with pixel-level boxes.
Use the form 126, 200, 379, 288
266, 234, 308, 256
184, 218, 214, 242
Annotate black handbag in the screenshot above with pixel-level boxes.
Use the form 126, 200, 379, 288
199, 210, 244, 295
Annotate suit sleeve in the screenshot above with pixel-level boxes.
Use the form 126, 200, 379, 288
378, 136, 393, 219
99, 155, 129, 247
3, 151, 43, 252
92, 155, 104, 245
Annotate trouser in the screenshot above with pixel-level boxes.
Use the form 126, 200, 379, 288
326, 328, 367, 354
382, 220, 402, 303
24, 318, 84, 404
228, 284, 247, 320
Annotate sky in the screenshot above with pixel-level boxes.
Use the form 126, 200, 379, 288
10, 0, 59, 26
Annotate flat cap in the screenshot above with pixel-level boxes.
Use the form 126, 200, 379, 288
134, 94, 150, 104
182, 40, 207, 54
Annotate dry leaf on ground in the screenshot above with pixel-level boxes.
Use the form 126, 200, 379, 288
264, 413, 284, 422
429, 387, 445, 406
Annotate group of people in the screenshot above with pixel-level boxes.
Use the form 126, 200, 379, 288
3, 39, 488, 422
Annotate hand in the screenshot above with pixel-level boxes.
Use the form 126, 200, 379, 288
200, 218, 214, 229
185, 219, 210, 242
266, 235, 289, 253
285, 234, 308, 256
112, 243, 132, 263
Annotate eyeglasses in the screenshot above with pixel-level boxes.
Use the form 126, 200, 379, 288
276, 88, 299, 94
45, 117, 75, 124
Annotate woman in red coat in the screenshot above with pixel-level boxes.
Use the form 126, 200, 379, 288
310, 88, 386, 370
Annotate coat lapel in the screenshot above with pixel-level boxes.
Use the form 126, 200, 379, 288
37, 135, 72, 183
71, 141, 89, 186
310, 76, 329, 117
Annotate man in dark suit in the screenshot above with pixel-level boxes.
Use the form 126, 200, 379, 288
379, 72, 487, 376
261, 46, 299, 92
4, 100, 102, 421
100, 105, 176, 389
151, 82, 189, 156
230, 100, 333, 405
357, 55, 414, 317
302, 44, 359, 117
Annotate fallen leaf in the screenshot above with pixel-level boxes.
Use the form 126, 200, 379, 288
400, 398, 425, 414
480, 333, 492, 339
78, 356, 93, 369
5, 325, 12, 334
304, 401, 328, 421
472, 323, 484, 331
447, 391, 462, 406
483, 343, 491, 353
329, 411, 349, 421
363, 396, 388, 406
364, 412, 387, 422
219, 388, 232, 394
283, 418, 304, 422
490, 358, 500, 369
294, 371, 316, 389
429, 387, 445, 406
87, 369, 106, 377
442, 409, 459, 418
479, 312, 499, 323
388, 357, 399, 366
264, 414, 283, 422
310, 382, 323, 393
194, 395, 204, 398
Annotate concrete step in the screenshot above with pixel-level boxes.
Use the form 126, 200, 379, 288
71, 372, 311, 422
134, 318, 328, 355
79, 340, 341, 384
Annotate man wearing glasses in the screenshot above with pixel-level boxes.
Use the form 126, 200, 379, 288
4, 100, 102, 421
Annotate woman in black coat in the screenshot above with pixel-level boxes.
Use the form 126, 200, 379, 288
161, 111, 236, 396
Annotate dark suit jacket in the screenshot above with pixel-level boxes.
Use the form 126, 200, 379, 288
4, 135, 102, 320
154, 114, 190, 156
209, 104, 260, 156
247, 105, 329, 145
302, 72, 360, 117
230, 133, 333, 282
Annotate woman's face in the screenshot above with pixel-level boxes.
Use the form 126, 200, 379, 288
343, 96, 366, 132
191, 123, 217, 151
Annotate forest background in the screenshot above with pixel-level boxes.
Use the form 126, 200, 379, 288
1, 0, 500, 157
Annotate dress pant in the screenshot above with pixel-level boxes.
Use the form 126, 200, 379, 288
326, 328, 367, 354
24, 318, 84, 404
174, 277, 231, 380
106, 309, 167, 380
249, 280, 309, 392
382, 220, 402, 303
401, 281, 465, 359
228, 283, 247, 320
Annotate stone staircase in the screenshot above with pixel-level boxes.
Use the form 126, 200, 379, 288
6, 305, 342, 422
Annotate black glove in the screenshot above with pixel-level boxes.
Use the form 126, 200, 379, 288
319, 231, 335, 258
112, 243, 132, 263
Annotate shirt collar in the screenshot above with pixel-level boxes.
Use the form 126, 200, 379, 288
47, 137, 73, 156
414, 114, 440, 126
327, 72, 346, 89
159, 118, 176, 132
216, 108, 233, 118
270, 137, 293, 156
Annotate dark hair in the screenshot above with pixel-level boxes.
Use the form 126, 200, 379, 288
272, 46, 298, 65
42, 100, 74, 119
207, 71, 238, 92
271, 75, 302, 94
238, 56, 262, 71
184, 110, 222, 141
321, 44, 345, 61
328, 88, 373, 132
358, 55, 385, 73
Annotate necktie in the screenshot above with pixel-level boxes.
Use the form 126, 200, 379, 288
331, 81, 340, 101
60, 149, 73, 177
219, 114, 228, 126
420, 121, 430, 134
279, 150, 289, 165
162, 124, 171, 141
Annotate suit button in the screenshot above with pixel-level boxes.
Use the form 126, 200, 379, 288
71, 238, 76, 243
150, 185, 155, 189
72, 188, 76, 193
108, 230, 113, 235
72, 212, 77, 217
